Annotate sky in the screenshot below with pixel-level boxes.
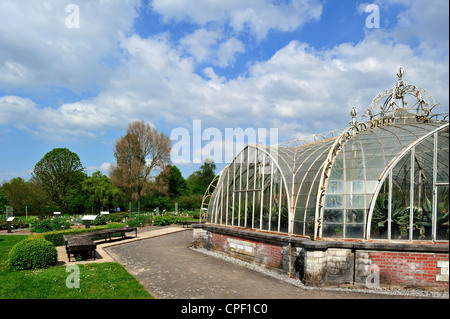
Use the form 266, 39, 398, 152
0, 0, 449, 183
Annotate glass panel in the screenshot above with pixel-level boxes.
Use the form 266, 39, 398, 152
412, 137, 434, 240
270, 181, 281, 232
346, 194, 365, 209
261, 173, 271, 231
227, 168, 233, 225
437, 129, 449, 184
293, 207, 304, 235
304, 208, 315, 237
436, 186, 449, 241
324, 209, 343, 223
391, 176, 409, 240
322, 216, 343, 238
346, 224, 364, 238
327, 180, 344, 194
325, 195, 343, 208
371, 179, 389, 240
279, 186, 289, 233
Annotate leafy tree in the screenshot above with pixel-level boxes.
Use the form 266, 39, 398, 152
110, 121, 171, 202
0, 189, 8, 213
154, 165, 187, 198
168, 165, 187, 197
1, 177, 49, 214
177, 194, 203, 211
140, 193, 172, 211
82, 171, 121, 210
32, 148, 87, 210
1, 177, 33, 213
186, 159, 217, 195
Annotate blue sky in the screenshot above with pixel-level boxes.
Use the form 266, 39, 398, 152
0, 0, 449, 183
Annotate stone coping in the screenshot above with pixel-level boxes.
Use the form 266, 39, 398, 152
194, 224, 449, 254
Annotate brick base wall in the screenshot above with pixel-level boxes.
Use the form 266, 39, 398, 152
211, 232, 283, 268
366, 252, 449, 289
194, 225, 449, 291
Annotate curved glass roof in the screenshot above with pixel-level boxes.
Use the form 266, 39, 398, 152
321, 121, 448, 239
202, 68, 449, 242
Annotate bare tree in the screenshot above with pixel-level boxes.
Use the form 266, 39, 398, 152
110, 121, 171, 202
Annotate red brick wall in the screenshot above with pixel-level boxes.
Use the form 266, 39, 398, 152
211, 233, 283, 268
255, 242, 283, 268
369, 251, 449, 289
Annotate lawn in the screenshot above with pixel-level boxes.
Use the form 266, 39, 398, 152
0, 235, 153, 299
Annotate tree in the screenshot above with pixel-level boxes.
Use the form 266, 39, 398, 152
110, 121, 171, 202
0, 189, 8, 213
168, 165, 187, 198
155, 165, 187, 198
32, 148, 87, 210
187, 159, 217, 195
1, 177, 34, 213
82, 171, 121, 210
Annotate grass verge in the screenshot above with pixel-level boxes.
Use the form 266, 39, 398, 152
0, 235, 153, 299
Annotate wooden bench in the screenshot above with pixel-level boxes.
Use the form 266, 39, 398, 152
63, 227, 137, 262
64, 235, 97, 262
87, 227, 138, 242
178, 221, 204, 228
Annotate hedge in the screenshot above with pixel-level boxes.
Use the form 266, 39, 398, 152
29, 223, 126, 246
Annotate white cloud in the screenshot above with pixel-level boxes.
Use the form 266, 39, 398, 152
179, 29, 222, 64
2, 30, 448, 144
179, 29, 245, 67
0, 0, 448, 146
87, 162, 113, 174
0, 0, 139, 91
151, 0, 323, 40
217, 38, 245, 67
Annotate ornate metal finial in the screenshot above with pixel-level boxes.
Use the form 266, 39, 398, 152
396, 67, 404, 81
365, 67, 440, 121
349, 106, 358, 127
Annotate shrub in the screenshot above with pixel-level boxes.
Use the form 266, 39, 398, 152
8, 238, 58, 270
30, 217, 72, 233
152, 215, 182, 226
30, 218, 53, 233
106, 212, 129, 223
0, 219, 29, 230
90, 214, 107, 226
51, 216, 72, 230
127, 215, 152, 227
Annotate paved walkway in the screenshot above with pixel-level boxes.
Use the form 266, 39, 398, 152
102, 227, 426, 299
8, 225, 445, 299
56, 226, 186, 265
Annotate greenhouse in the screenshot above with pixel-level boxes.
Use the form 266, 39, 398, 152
195, 68, 449, 290
202, 68, 449, 243
195, 69, 449, 290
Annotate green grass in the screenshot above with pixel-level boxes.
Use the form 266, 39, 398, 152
0, 235, 153, 299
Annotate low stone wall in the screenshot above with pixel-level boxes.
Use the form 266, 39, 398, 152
193, 224, 449, 291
